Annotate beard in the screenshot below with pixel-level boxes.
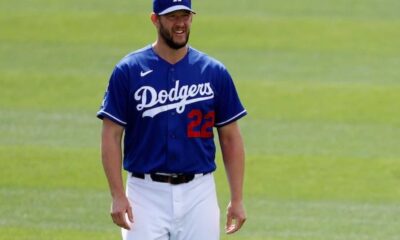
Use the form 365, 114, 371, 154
159, 22, 190, 50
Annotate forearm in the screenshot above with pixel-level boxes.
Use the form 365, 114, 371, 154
101, 119, 133, 229
218, 123, 245, 202
101, 120, 125, 198
218, 122, 247, 234
222, 138, 245, 202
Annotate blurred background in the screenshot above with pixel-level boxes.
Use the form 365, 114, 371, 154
0, 0, 399, 239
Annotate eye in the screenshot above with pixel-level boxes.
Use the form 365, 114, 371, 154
164, 12, 191, 22
182, 14, 190, 20
164, 13, 174, 20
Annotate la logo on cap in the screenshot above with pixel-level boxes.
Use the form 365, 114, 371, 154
153, 0, 195, 15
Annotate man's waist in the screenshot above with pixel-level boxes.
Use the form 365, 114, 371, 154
131, 172, 211, 185
124, 162, 216, 176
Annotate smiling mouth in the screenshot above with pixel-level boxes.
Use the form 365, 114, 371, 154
173, 28, 185, 35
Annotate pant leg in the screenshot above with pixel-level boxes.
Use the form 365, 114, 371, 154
173, 174, 220, 240
123, 175, 172, 240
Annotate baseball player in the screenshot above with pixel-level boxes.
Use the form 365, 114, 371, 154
97, 0, 247, 239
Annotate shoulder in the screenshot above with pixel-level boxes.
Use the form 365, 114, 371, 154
188, 47, 227, 71
108, 45, 155, 82
115, 45, 154, 70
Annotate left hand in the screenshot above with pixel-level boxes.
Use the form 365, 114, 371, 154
225, 200, 247, 234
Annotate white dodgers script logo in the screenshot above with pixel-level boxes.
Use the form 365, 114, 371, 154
134, 80, 214, 118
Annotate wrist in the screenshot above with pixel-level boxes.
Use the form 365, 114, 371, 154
230, 198, 243, 205
111, 190, 126, 199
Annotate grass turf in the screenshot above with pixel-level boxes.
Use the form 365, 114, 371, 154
1, 0, 399, 239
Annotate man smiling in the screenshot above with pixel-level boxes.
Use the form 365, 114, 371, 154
97, 0, 247, 239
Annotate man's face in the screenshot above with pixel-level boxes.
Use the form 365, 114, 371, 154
157, 10, 193, 49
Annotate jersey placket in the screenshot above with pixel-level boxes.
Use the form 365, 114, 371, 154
167, 66, 178, 168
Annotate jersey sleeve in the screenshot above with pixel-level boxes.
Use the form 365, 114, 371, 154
97, 65, 129, 126
214, 67, 247, 127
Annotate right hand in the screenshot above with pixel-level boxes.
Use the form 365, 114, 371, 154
110, 195, 134, 230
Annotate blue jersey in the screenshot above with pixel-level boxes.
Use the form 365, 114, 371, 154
97, 45, 246, 174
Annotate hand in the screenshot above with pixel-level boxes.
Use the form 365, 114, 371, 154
225, 200, 247, 234
110, 195, 134, 230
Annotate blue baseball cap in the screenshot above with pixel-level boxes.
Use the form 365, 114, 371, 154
153, 0, 196, 15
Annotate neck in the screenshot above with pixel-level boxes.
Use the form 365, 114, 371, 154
152, 40, 188, 65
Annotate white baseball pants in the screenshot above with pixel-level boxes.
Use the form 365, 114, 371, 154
122, 173, 220, 240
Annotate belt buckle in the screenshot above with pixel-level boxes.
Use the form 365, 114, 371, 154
170, 174, 181, 185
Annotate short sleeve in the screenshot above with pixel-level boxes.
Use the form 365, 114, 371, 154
214, 68, 247, 127
97, 66, 129, 126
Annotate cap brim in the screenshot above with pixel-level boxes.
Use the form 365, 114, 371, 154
158, 5, 196, 15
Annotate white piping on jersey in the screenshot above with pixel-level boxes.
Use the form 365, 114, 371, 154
98, 110, 127, 125
215, 109, 247, 127
135, 80, 214, 118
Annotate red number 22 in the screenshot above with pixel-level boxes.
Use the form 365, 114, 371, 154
187, 110, 215, 138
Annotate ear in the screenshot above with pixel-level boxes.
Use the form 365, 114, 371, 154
150, 13, 159, 27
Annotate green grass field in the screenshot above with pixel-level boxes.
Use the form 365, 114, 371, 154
1, 0, 400, 239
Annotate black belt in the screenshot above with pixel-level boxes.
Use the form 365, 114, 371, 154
132, 173, 202, 185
